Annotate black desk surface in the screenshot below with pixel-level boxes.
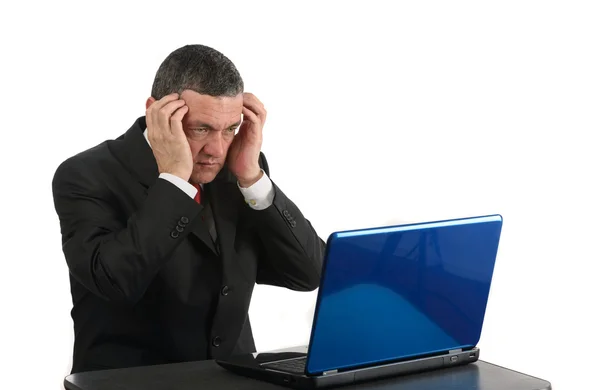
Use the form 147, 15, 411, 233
64, 359, 551, 390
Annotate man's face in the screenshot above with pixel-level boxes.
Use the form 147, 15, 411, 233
179, 90, 243, 184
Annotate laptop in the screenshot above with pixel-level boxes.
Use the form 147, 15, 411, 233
217, 214, 503, 389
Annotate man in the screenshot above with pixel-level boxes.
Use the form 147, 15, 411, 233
52, 44, 325, 374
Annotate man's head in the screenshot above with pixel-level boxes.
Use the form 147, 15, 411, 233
146, 44, 244, 184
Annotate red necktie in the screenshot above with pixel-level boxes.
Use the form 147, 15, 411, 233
193, 183, 202, 204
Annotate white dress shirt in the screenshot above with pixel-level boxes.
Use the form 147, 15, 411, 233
143, 129, 274, 210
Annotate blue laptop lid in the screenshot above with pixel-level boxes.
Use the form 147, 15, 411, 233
305, 214, 503, 375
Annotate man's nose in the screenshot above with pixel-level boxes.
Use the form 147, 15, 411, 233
203, 132, 225, 158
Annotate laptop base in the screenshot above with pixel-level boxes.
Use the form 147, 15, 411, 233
217, 346, 479, 389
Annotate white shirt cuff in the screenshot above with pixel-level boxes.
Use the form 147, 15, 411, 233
238, 170, 275, 210
159, 173, 198, 199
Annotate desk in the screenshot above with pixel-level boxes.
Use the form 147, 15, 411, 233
64, 359, 551, 390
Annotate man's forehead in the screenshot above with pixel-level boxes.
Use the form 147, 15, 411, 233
180, 90, 243, 106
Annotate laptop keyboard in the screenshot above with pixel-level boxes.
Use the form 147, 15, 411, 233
262, 356, 307, 374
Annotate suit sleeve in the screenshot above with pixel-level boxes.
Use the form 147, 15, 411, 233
52, 157, 201, 304
248, 153, 326, 291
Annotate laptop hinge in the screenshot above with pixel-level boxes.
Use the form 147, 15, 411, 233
323, 369, 338, 375
449, 349, 462, 354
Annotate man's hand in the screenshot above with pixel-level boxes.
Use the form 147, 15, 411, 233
227, 93, 266, 187
146, 93, 193, 181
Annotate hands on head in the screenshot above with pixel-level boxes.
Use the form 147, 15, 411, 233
146, 93, 193, 180
145, 91, 267, 186
228, 93, 267, 187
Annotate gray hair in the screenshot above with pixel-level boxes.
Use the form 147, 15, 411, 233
151, 44, 244, 99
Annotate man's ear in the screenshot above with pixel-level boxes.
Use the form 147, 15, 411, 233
145, 97, 156, 110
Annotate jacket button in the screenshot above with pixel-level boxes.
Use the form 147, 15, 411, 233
221, 286, 230, 296
283, 210, 290, 217
170, 231, 179, 239
180, 216, 189, 224
212, 336, 222, 347
176, 225, 184, 233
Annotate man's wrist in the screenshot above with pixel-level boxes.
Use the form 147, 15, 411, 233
237, 168, 263, 188
238, 169, 274, 210
158, 167, 191, 183
159, 173, 198, 199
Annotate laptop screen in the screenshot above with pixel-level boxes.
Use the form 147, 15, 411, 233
305, 215, 502, 375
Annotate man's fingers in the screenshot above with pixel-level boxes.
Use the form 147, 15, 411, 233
151, 93, 180, 112
242, 107, 262, 127
242, 93, 264, 110
147, 93, 181, 140
146, 108, 155, 139
170, 105, 189, 136
147, 93, 179, 122
157, 99, 186, 134
242, 93, 266, 123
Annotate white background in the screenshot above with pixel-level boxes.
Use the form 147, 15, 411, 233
1, 1, 598, 389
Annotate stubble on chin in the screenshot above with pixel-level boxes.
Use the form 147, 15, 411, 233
190, 164, 223, 185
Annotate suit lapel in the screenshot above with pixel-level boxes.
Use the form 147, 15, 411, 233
109, 116, 219, 255
108, 116, 160, 190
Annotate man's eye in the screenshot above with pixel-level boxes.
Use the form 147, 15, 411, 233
193, 128, 208, 133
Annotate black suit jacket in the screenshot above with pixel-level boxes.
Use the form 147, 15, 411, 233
52, 117, 325, 373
